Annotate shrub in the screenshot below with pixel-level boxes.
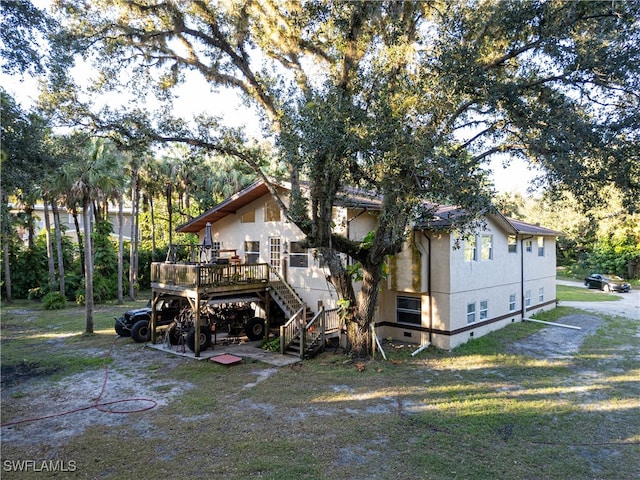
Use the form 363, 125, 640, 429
42, 291, 66, 310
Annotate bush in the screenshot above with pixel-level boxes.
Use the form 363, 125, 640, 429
42, 291, 67, 310
261, 336, 281, 352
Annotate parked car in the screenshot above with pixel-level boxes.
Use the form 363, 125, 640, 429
115, 296, 189, 342
584, 274, 631, 293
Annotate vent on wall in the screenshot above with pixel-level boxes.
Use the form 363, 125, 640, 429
403, 331, 412, 338
469, 332, 474, 338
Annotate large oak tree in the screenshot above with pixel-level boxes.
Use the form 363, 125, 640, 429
54, 0, 639, 355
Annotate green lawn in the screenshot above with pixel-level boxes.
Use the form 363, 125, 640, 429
556, 284, 622, 302
1, 300, 638, 480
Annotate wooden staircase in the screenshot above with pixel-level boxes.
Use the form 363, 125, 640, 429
268, 267, 342, 359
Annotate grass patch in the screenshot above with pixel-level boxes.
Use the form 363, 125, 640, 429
557, 284, 621, 302
2, 299, 639, 480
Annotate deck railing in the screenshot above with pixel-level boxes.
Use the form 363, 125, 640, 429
151, 262, 269, 288
165, 243, 214, 264
280, 306, 307, 355
268, 268, 305, 318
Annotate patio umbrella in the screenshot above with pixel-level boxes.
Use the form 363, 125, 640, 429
202, 222, 213, 262
203, 222, 213, 250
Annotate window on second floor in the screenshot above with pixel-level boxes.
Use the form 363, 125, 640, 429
481, 234, 493, 261
508, 235, 517, 253
241, 210, 255, 223
525, 240, 532, 252
464, 235, 477, 262
537, 236, 545, 256
244, 241, 260, 264
264, 200, 281, 222
289, 242, 309, 268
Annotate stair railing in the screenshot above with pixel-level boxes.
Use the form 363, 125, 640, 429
268, 266, 305, 317
280, 306, 306, 355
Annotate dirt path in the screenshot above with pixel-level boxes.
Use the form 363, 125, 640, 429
1, 342, 192, 447
506, 313, 602, 359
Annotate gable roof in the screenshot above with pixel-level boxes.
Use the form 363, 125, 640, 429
502, 216, 564, 236
415, 206, 563, 236
177, 181, 269, 233
177, 179, 563, 237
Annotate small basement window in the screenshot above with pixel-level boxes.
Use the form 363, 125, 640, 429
397, 296, 421, 325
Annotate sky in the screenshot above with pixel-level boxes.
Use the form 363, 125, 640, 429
3, 65, 540, 197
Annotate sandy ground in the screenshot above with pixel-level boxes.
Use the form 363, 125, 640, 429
1, 281, 637, 449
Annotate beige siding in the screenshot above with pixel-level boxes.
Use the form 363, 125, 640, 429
208, 193, 337, 309
376, 216, 558, 350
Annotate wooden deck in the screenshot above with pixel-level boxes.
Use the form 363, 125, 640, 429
150, 260, 342, 359
150, 262, 269, 296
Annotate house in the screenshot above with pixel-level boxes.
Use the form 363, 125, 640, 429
11, 202, 137, 244
150, 179, 561, 356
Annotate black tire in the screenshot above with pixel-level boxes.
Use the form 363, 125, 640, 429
131, 319, 151, 343
245, 317, 265, 341
114, 320, 130, 337
186, 327, 211, 352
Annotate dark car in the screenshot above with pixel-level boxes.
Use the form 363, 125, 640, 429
584, 274, 631, 293
115, 296, 189, 342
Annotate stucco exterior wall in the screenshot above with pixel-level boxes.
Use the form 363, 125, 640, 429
207, 194, 338, 310
376, 216, 558, 350
197, 186, 558, 351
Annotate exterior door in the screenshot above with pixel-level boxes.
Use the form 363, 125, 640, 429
269, 237, 281, 273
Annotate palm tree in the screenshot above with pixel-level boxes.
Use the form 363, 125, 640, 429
62, 136, 122, 333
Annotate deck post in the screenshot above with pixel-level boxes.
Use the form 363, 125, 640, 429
299, 305, 306, 359
150, 292, 159, 344
194, 291, 201, 357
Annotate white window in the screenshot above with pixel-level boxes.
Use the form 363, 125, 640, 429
525, 290, 531, 307
525, 240, 532, 252
289, 242, 308, 268
537, 236, 545, 256
244, 241, 260, 264
481, 234, 493, 261
397, 296, 422, 325
538, 287, 544, 302
479, 300, 488, 320
508, 235, 517, 253
509, 293, 517, 311
467, 302, 476, 324
212, 241, 221, 260
269, 237, 281, 271
464, 235, 477, 262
